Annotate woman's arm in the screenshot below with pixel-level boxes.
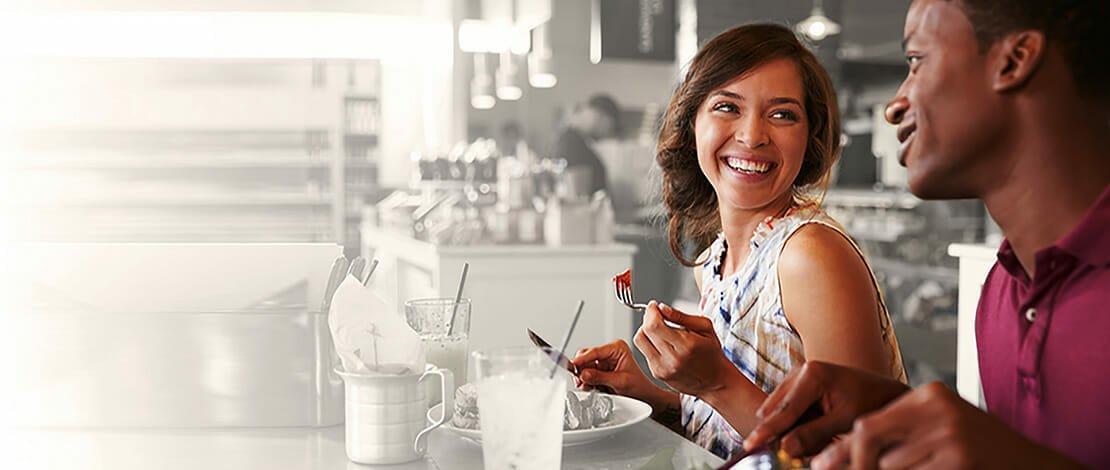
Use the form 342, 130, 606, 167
635, 225, 894, 437
777, 223, 893, 377
637, 223, 896, 437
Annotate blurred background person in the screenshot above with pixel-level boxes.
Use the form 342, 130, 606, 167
551, 93, 623, 196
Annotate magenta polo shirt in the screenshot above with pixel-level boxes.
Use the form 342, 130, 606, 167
976, 184, 1110, 469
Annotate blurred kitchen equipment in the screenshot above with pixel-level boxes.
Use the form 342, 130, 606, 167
544, 196, 595, 246
336, 365, 454, 465
593, 192, 615, 244
497, 156, 535, 208
556, 165, 594, 200
19, 243, 344, 427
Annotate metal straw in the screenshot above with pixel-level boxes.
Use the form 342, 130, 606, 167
446, 262, 470, 336
551, 300, 585, 378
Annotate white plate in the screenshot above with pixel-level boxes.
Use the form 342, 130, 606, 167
427, 392, 652, 447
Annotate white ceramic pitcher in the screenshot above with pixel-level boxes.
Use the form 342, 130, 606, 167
336, 365, 454, 464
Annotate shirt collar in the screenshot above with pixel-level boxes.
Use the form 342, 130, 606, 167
1055, 184, 1110, 267
996, 184, 1110, 279
995, 239, 1030, 285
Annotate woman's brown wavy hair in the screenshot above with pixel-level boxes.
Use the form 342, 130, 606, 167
657, 23, 841, 266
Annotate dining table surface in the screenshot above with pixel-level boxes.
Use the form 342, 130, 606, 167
8, 418, 725, 470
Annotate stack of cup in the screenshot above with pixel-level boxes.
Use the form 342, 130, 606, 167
336, 366, 453, 464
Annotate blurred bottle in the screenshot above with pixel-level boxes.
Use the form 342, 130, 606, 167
592, 191, 614, 244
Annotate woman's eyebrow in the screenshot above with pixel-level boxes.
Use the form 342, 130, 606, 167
769, 97, 802, 107
709, 90, 744, 100
708, 91, 801, 107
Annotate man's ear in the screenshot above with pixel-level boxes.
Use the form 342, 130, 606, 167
993, 30, 1046, 93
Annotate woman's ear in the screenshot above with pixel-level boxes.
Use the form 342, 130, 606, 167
992, 30, 1046, 93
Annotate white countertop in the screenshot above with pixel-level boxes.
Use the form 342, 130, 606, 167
7, 420, 723, 470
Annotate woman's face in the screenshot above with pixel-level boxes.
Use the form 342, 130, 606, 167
694, 58, 809, 216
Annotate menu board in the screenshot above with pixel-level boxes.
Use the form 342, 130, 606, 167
590, 0, 676, 64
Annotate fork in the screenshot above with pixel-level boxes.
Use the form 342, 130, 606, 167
612, 269, 648, 311
614, 268, 687, 329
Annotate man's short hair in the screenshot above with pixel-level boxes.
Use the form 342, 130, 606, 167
953, 0, 1110, 103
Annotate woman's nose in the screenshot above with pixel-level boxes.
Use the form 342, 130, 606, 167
885, 95, 909, 125
734, 117, 768, 148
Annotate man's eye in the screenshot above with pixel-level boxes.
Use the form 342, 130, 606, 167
905, 55, 922, 66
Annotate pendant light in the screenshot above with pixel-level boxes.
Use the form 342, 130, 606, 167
527, 22, 557, 88
471, 53, 496, 109
795, 0, 841, 42
495, 51, 523, 100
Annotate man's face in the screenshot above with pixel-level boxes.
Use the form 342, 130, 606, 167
885, 0, 1006, 199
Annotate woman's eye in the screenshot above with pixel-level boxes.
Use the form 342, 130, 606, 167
770, 110, 799, 121
712, 102, 738, 113
905, 55, 922, 67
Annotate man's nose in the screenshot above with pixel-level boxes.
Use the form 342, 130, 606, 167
885, 95, 909, 125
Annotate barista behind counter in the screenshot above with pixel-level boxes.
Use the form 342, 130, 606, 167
551, 94, 622, 197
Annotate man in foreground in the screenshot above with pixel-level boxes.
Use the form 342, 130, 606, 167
744, 0, 1110, 468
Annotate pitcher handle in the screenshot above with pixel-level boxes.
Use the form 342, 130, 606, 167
414, 367, 454, 455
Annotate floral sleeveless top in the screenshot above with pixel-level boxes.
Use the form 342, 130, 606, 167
681, 204, 907, 459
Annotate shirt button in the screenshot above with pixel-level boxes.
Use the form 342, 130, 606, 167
1025, 308, 1037, 323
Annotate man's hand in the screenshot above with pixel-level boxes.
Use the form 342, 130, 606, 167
809, 382, 1084, 470
746, 361, 910, 457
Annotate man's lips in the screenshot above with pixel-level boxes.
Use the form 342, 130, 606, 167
897, 122, 916, 144
897, 130, 915, 166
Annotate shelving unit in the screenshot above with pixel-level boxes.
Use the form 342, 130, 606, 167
340, 95, 382, 256
11, 59, 382, 246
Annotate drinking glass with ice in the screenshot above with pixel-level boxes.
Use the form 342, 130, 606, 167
472, 346, 566, 470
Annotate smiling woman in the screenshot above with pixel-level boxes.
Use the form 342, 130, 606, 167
569, 23, 906, 461
658, 24, 840, 264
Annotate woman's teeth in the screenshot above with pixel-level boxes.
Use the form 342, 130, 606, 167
726, 157, 771, 174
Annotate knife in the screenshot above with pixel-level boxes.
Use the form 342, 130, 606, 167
527, 328, 579, 376
526, 329, 616, 393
